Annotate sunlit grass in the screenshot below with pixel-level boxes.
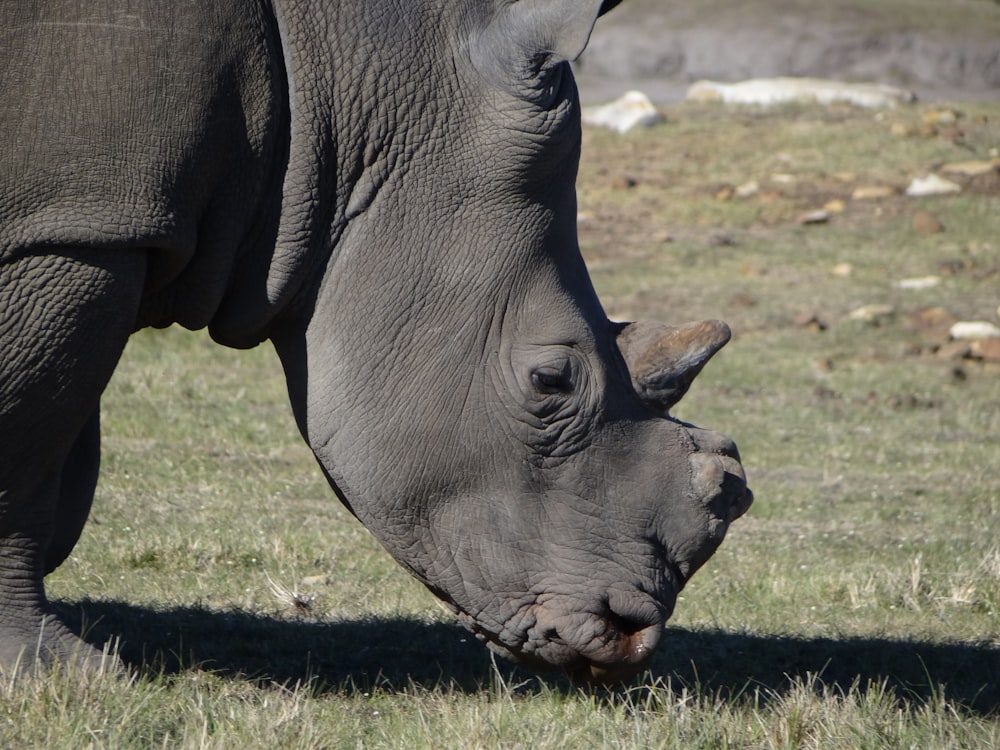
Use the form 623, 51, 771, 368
5, 100, 998, 747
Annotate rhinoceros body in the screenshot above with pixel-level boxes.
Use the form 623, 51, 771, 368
0, 0, 751, 683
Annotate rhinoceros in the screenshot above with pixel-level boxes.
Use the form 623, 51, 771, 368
0, 0, 751, 684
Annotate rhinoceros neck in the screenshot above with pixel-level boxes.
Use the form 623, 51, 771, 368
209, 0, 450, 348
202, 0, 334, 348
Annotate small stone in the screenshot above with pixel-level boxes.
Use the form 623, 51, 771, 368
794, 311, 828, 331
823, 199, 846, 213
852, 185, 897, 200
950, 321, 1000, 339
582, 90, 664, 133
799, 209, 830, 225
907, 306, 956, 331
849, 304, 895, 324
922, 108, 961, 125
897, 276, 941, 290
912, 210, 944, 233
735, 180, 760, 198
890, 122, 919, 138
832, 262, 853, 277
906, 174, 961, 197
906, 307, 955, 345
970, 338, 1000, 362
609, 173, 638, 190
939, 158, 1000, 177
938, 258, 970, 275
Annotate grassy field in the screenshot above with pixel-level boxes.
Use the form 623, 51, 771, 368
3, 100, 998, 748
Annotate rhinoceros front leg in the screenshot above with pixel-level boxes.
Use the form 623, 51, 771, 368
0, 248, 144, 673
44, 409, 100, 576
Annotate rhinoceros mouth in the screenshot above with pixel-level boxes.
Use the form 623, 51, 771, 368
481, 613, 664, 686
454, 590, 671, 686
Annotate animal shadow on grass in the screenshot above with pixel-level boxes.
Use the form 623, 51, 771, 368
650, 626, 999, 716
54, 600, 998, 714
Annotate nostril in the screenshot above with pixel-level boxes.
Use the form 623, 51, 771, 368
605, 591, 666, 658
577, 605, 663, 685
606, 612, 659, 664
731, 484, 754, 520
606, 609, 643, 638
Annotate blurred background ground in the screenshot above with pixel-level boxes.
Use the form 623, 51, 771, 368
575, 0, 1000, 104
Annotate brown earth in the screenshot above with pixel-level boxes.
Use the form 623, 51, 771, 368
571, 96, 1000, 351
576, 0, 1000, 104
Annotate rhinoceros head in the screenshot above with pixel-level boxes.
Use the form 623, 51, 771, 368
271, 0, 751, 684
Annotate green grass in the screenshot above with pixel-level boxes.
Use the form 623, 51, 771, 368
3, 101, 999, 748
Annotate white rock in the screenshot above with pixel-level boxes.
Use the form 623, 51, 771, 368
582, 90, 664, 133
940, 158, 1000, 177
896, 276, 941, 290
905, 174, 962, 197
851, 185, 897, 200
798, 209, 830, 225
685, 77, 916, 109
950, 321, 1000, 340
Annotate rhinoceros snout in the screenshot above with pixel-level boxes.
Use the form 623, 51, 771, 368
565, 592, 667, 685
565, 614, 663, 686
476, 589, 669, 686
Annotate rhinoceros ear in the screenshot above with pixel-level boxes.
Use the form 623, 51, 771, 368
616, 320, 731, 413
473, 0, 620, 81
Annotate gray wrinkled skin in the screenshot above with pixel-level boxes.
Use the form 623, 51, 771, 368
0, 0, 751, 683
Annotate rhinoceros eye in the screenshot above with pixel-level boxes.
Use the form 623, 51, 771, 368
531, 366, 572, 395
